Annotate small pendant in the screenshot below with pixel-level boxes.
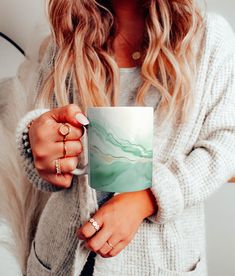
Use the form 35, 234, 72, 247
132, 51, 141, 60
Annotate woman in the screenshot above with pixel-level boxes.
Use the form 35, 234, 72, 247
14, 0, 235, 275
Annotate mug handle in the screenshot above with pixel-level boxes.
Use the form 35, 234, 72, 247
71, 125, 89, 176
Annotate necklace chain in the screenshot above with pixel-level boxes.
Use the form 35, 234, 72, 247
118, 32, 142, 61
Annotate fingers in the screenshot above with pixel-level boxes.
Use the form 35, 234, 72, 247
77, 216, 104, 240
35, 156, 79, 174
34, 140, 82, 171
104, 240, 127, 258
40, 172, 73, 189
55, 141, 83, 158
77, 220, 124, 257
86, 235, 126, 258
35, 156, 79, 188
96, 236, 118, 257
50, 104, 89, 127
55, 123, 84, 142
85, 227, 116, 255
77, 218, 119, 255
57, 157, 79, 173
83, 227, 112, 253
88, 229, 123, 257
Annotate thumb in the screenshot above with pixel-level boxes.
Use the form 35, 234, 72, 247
50, 104, 89, 127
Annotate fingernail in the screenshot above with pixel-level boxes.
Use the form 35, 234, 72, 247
75, 113, 89, 125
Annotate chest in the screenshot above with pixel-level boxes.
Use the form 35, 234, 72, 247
118, 68, 211, 164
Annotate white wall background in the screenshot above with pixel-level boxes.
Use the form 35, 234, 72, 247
0, 0, 47, 51
0, 1, 235, 275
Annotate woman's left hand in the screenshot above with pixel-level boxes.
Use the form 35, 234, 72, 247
76, 188, 157, 258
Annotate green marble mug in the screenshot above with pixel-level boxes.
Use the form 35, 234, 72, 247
75, 107, 153, 193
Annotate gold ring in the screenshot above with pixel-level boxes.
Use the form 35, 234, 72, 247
106, 241, 114, 249
63, 141, 67, 158
58, 123, 71, 141
55, 159, 61, 174
89, 218, 100, 231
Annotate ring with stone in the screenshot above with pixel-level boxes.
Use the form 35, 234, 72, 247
58, 123, 71, 141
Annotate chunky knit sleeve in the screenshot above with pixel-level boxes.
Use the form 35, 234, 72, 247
15, 42, 65, 192
147, 15, 235, 224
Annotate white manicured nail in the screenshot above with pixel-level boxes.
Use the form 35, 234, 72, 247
75, 113, 89, 125
71, 167, 88, 176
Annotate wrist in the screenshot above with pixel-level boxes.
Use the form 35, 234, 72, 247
137, 188, 158, 219
117, 188, 158, 219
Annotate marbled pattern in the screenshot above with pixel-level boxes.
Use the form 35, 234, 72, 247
87, 109, 153, 192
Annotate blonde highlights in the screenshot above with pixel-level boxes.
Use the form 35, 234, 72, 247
37, 0, 204, 126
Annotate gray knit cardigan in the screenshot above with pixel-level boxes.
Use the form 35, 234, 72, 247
15, 14, 235, 276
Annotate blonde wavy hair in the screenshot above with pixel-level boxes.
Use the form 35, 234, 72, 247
38, 0, 204, 126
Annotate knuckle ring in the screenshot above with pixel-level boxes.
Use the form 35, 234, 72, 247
106, 241, 114, 249
55, 159, 62, 174
58, 123, 71, 141
89, 218, 100, 231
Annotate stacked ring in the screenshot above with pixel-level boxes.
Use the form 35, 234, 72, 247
89, 218, 100, 231
55, 159, 61, 174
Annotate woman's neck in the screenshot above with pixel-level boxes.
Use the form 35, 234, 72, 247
111, 0, 146, 68
112, 0, 145, 31
112, 0, 144, 20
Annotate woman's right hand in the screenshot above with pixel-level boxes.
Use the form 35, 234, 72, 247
28, 104, 89, 188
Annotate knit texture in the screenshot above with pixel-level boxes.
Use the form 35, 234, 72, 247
15, 14, 235, 276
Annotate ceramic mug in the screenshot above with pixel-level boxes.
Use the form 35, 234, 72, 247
72, 107, 153, 193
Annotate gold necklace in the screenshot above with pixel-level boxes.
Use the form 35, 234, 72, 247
118, 32, 142, 61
